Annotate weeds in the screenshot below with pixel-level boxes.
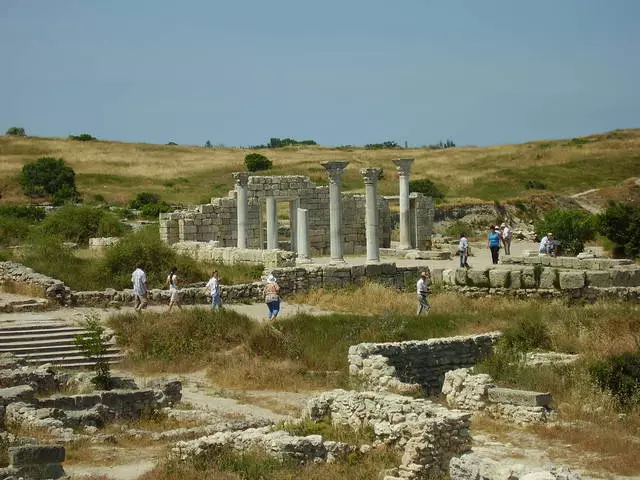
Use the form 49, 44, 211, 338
275, 416, 376, 445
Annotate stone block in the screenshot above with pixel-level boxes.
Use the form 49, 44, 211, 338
562, 257, 580, 269
538, 268, 557, 289
430, 268, 444, 285
9, 445, 65, 465
455, 268, 467, 286
0, 385, 35, 406
586, 271, 611, 288
489, 269, 510, 288
487, 387, 552, 407
521, 267, 537, 289
441, 269, 455, 285
510, 270, 522, 289
365, 263, 383, 277
466, 269, 490, 287
558, 271, 585, 290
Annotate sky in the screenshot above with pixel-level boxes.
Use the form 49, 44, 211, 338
1, 0, 639, 147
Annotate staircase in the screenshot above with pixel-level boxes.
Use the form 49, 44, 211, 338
0, 319, 123, 369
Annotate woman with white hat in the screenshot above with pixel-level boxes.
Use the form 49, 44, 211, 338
264, 274, 281, 321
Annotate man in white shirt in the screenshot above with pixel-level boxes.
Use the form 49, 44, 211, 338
131, 264, 148, 311
205, 270, 222, 310
416, 271, 431, 316
458, 233, 470, 268
501, 223, 512, 255
539, 232, 556, 257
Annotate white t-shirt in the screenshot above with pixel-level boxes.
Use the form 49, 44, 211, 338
417, 278, 428, 295
206, 276, 220, 296
539, 236, 553, 251
502, 226, 511, 239
167, 273, 179, 291
131, 268, 147, 295
459, 237, 468, 252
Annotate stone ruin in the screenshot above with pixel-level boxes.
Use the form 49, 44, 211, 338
159, 159, 435, 261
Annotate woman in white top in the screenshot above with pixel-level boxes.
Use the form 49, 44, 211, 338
164, 266, 183, 312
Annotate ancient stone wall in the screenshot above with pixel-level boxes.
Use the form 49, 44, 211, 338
159, 174, 430, 255
0, 261, 70, 305
171, 243, 296, 269
348, 333, 502, 395
502, 255, 633, 270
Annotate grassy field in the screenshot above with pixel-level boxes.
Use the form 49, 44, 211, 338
1, 129, 639, 206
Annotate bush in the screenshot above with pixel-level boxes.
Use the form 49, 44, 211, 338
129, 192, 161, 209
525, 179, 547, 190
74, 314, 114, 390
68, 133, 96, 141
5, 126, 26, 136
268, 138, 317, 148
19, 157, 79, 200
0, 216, 31, 247
140, 201, 171, 219
598, 202, 640, 258
409, 178, 445, 200
535, 209, 596, 255
588, 351, 640, 407
37, 205, 125, 245
500, 316, 552, 353
365, 141, 399, 150
244, 153, 272, 172
0, 205, 46, 222
443, 220, 474, 239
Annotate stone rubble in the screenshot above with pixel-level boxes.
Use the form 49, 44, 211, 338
450, 452, 582, 480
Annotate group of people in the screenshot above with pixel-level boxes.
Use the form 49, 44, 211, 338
129, 264, 280, 321
456, 223, 512, 268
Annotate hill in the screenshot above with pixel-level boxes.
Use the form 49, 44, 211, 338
1, 129, 639, 206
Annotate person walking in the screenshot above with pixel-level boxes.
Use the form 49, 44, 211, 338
131, 263, 148, 311
205, 270, 222, 310
501, 222, 512, 256
416, 271, 431, 316
164, 266, 183, 312
458, 233, 470, 268
487, 225, 501, 265
264, 274, 281, 322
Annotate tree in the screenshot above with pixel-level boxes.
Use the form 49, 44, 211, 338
74, 313, 114, 390
19, 157, 79, 201
68, 133, 96, 141
244, 153, 272, 172
6, 126, 26, 136
598, 202, 640, 258
409, 178, 445, 200
204, 140, 213, 148
534, 209, 596, 255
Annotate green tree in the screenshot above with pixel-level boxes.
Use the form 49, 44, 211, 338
204, 140, 213, 148
598, 201, 640, 258
409, 178, 445, 200
244, 153, 272, 172
38, 205, 125, 245
74, 313, 114, 390
535, 209, 596, 255
6, 126, 26, 136
19, 157, 79, 201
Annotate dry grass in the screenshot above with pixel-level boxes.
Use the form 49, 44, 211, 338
2, 129, 639, 205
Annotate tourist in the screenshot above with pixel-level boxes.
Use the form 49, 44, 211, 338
131, 263, 148, 311
501, 222, 512, 256
264, 274, 281, 322
416, 271, 431, 316
164, 266, 183, 312
458, 232, 470, 269
539, 232, 557, 257
205, 270, 222, 310
487, 225, 501, 265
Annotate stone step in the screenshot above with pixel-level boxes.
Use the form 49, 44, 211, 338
0, 328, 89, 343
24, 353, 123, 367
19, 348, 121, 361
0, 321, 65, 332
0, 342, 118, 356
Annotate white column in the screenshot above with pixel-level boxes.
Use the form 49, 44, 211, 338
266, 196, 277, 250
232, 172, 250, 249
361, 168, 381, 263
296, 207, 311, 263
393, 158, 415, 250
289, 199, 300, 252
321, 161, 349, 263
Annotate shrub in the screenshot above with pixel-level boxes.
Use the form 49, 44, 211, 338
365, 141, 399, 150
244, 153, 272, 172
588, 351, 640, 407
425, 139, 455, 149
5, 126, 26, 136
0, 216, 31, 247
598, 202, 640, 258
68, 133, 96, 141
409, 178, 445, 200
74, 314, 114, 390
443, 220, 474, 238
535, 209, 596, 255
166, 141, 178, 146
268, 138, 317, 148
501, 316, 552, 353
129, 192, 160, 209
0, 205, 46, 222
37, 205, 125, 245
525, 179, 547, 190
140, 201, 171, 219
19, 157, 79, 200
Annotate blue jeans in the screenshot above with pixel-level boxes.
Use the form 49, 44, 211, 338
211, 293, 222, 310
267, 300, 280, 319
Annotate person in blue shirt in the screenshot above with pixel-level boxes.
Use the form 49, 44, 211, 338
487, 225, 501, 265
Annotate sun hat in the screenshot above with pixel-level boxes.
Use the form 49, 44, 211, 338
548, 232, 553, 236
267, 274, 277, 284
420, 271, 427, 277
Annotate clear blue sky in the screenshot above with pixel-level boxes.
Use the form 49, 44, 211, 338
1, 0, 638, 147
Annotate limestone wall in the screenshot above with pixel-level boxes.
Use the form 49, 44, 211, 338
0, 261, 70, 305
171, 242, 296, 269
502, 255, 633, 270
348, 332, 502, 395
159, 174, 433, 255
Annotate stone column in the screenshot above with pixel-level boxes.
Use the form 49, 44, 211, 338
393, 158, 415, 250
266, 196, 277, 250
289, 199, 300, 252
361, 168, 382, 263
321, 161, 349, 263
232, 172, 250, 249
296, 207, 311, 263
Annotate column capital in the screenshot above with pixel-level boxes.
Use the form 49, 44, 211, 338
321, 161, 349, 184
392, 158, 415, 176
232, 172, 250, 186
360, 167, 382, 185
